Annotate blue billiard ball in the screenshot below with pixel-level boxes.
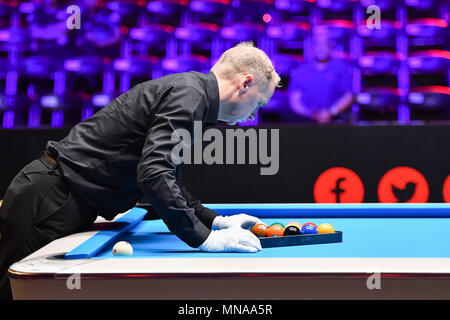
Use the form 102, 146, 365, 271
301, 224, 318, 234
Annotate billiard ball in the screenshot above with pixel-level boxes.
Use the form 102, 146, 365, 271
113, 241, 133, 256
303, 222, 318, 228
266, 224, 285, 237
286, 221, 302, 229
301, 224, 318, 234
252, 223, 268, 237
284, 225, 301, 236
318, 223, 335, 234
270, 222, 285, 228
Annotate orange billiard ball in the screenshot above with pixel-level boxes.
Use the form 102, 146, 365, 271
266, 224, 285, 237
252, 223, 268, 237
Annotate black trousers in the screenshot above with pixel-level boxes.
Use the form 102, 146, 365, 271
0, 153, 98, 300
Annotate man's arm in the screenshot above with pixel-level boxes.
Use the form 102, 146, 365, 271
327, 61, 354, 118
136, 86, 261, 252
329, 91, 354, 116
137, 86, 212, 248
288, 66, 313, 119
289, 90, 313, 118
315, 91, 354, 124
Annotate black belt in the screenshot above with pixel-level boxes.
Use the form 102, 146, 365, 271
39, 152, 58, 170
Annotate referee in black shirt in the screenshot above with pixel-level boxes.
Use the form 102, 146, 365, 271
0, 42, 280, 299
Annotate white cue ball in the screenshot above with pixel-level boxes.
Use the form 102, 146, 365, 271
112, 241, 133, 256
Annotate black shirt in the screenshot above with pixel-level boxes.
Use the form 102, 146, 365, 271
46, 71, 220, 248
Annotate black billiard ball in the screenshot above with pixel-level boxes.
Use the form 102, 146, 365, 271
284, 225, 301, 236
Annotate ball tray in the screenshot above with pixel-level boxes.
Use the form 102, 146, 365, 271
259, 231, 343, 248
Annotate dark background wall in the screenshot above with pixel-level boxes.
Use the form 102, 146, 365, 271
182, 124, 450, 203
1, 125, 449, 203
0, 128, 68, 195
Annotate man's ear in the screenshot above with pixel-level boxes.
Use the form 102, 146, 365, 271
240, 74, 254, 94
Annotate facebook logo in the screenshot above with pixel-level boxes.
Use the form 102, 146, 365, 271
331, 177, 346, 203
314, 167, 365, 203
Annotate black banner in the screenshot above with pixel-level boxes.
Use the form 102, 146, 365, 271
1, 125, 449, 203
182, 125, 450, 203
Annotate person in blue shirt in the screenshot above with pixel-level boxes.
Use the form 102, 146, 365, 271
289, 34, 354, 124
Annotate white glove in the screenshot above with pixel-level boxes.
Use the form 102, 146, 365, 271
212, 214, 262, 231
199, 227, 262, 253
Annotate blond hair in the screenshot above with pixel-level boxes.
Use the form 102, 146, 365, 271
211, 41, 281, 89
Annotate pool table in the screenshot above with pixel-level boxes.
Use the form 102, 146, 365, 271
8, 203, 450, 300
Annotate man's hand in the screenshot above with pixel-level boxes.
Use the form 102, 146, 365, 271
313, 109, 332, 124
199, 227, 262, 253
212, 214, 262, 231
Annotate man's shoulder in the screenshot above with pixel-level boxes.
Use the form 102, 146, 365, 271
292, 61, 310, 72
139, 72, 188, 87
290, 61, 313, 77
139, 72, 205, 94
289, 62, 311, 85
329, 58, 354, 71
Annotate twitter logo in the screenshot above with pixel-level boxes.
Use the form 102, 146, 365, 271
378, 167, 429, 203
392, 182, 417, 202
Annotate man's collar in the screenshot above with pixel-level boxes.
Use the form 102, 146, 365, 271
204, 71, 220, 124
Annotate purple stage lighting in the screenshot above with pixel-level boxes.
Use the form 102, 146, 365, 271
408, 92, 425, 105
64, 60, 81, 72
92, 94, 110, 107
2, 110, 14, 128
406, 19, 448, 37
0, 30, 10, 41
41, 96, 59, 109
51, 110, 64, 128
114, 59, 131, 71
19, 2, 35, 14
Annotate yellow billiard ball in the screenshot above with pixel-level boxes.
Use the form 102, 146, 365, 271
317, 223, 335, 234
